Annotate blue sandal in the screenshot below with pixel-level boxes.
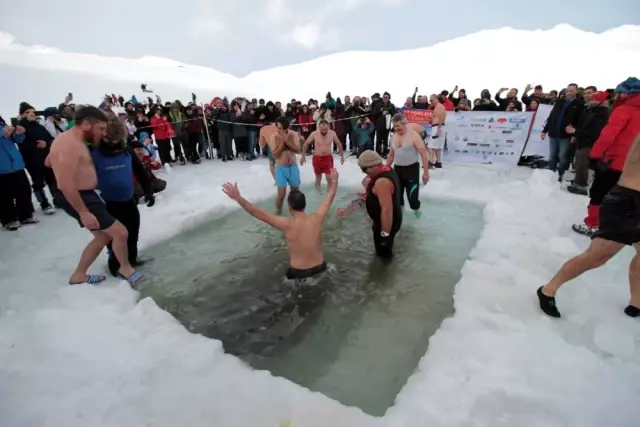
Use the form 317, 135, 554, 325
117, 271, 144, 285
69, 275, 106, 286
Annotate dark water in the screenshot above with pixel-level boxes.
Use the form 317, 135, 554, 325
137, 187, 483, 415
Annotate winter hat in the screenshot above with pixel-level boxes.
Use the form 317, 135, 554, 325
591, 91, 609, 103
372, 93, 381, 99
458, 98, 471, 107
358, 150, 383, 169
106, 116, 126, 141
615, 77, 640, 94
19, 102, 35, 115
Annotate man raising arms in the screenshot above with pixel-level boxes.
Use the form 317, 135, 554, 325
428, 94, 447, 168
222, 169, 339, 280
47, 106, 143, 286
269, 116, 302, 214
300, 119, 345, 192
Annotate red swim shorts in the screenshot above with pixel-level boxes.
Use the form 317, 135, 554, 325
312, 154, 334, 175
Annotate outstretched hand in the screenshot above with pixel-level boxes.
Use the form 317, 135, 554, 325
222, 182, 241, 201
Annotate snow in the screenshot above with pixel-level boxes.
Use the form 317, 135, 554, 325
1, 157, 639, 427
2, 23, 640, 113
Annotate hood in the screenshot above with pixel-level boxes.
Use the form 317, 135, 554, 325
614, 92, 640, 110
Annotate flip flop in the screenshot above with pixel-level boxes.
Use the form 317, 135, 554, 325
69, 275, 106, 286
117, 271, 144, 286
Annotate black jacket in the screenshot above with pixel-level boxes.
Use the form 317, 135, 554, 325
372, 101, 396, 130
495, 93, 523, 111
18, 118, 54, 166
521, 93, 553, 107
543, 97, 584, 139
213, 108, 233, 132
573, 105, 610, 150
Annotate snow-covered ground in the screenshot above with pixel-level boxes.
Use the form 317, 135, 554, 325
1, 158, 638, 427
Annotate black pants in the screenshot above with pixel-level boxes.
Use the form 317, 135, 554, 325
375, 129, 390, 155
156, 139, 172, 165
171, 137, 184, 161
26, 163, 57, 209
105, 199, 140, 276
372, 223, 397, 258
589, 168, 622, 206
0, 170, 35, 226
235, 137, 248, 155
187, 133, 201, 162
394, 162, 421, 210
174, 132, 189, 159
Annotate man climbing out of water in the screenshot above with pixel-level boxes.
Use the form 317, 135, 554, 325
259, 122, 277, 180
300, 119, 345, 192
222, 169, 339, 280
386, 114, 430, 216
270, 116, 302, 214
537, 133, 640, 318
46, 106, 143, 286
428, 94, 447, 168
358, 150, 403, 258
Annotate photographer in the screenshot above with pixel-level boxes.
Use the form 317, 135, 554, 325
43, 108, 68, 138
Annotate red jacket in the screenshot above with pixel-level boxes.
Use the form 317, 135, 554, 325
150, 115, 175, 140
590, 94, 640, 171
443, 98, 455, 111
297, 113, 315, 133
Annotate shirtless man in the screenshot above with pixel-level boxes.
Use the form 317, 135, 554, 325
259, 123, 277, 180
300, 119, 345, 192
222, 168, 339, 279
269, 116, 302, 214
537, 133, 640, 318
428, 94, 447, 168
386, 114, 429, 216
47, 106, 143, 286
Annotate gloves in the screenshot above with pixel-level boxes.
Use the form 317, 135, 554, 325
144, 194, 155, 207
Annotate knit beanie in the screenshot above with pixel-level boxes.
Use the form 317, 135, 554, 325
358, 150, 383, 169
106, 116, 126, 141
19, 102, 35, 115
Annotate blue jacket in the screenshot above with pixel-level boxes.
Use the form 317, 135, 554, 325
0, 125, 26, 174
91, 149, 134, 202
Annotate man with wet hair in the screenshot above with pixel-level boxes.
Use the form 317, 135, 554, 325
222, 168, 339, 280
269, 116, 302, 214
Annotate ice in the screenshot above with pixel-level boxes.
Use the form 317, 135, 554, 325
1, 159, 639, 427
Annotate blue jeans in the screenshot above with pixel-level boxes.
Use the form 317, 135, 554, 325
247, 131, 257, 158
548, 137, 570, 176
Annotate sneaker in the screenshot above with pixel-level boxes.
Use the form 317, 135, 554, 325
43, 206, 56, 215
179, 157, 186, 166
434, 162, 443, 169
4, 221, 20, 231
537, 286, 561, 318
567, 185, 588, 196
222, 158, 228, 163
20, 216, 40, 225
572, 223, 597, 237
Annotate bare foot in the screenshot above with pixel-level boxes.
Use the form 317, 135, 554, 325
315, 183, 322, 193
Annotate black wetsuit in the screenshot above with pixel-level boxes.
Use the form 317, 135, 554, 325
365, 166, 403, 257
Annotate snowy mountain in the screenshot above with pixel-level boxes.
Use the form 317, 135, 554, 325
0, 24, 639, 115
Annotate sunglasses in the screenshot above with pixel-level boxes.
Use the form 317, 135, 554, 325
360, 167, 369, 173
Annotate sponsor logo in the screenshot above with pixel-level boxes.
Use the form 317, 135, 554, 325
488, 117, 495, 123
471, 123, 484, 128
509, 115, 528, 124
463, 137, 468, 142
502, 130, 512, 134
471, 117, 488, 122
506, 139, 515, 143
456, 115, 466, 121
496, 117, 508, 123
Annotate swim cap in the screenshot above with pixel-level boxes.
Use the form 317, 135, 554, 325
358, 150, 382, 169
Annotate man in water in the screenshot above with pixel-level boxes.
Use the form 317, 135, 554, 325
386, 114, 430, 216
300, 119, 345, 192
259, 123, 277, 180
269, 116, 302, 214
46, 106, 143, 285
428, 94, 447, 168
222, 169, 339, 279
537, 133, 640, 318
358, 150, 403, 257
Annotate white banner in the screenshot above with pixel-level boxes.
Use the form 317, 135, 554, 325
442, 111, 534, 166
522, 104, 552, 157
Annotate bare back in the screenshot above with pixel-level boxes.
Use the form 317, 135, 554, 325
619, 134, 640, 191
49, 130, 97, 190
432, 103, 446, 125
312, 130, 336, 156
283, 214, 325, 269
259, 124, 277, 149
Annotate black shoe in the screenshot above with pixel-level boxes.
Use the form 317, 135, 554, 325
567, 185, 588, 196
537, 286, 561, 318
624, 305, 640, 317
179, 157, 186, 166
227, 155, 234, 161
205, 152, 211, 160
222, 158, 228, 163
434, 162, 443, 168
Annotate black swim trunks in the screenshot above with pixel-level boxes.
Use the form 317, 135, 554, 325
592, 185, 640, 246
286, 262, 328, 280
53, 189, 116, 230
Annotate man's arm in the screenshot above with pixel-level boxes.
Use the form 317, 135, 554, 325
386, 142, 395, 166
301, 132, 316, 157
332, 132, 344, 157
51, 149, 90, 214
413, 132, 430, 170
314, 174, 338, 220
237, 197, 291, 231
373, 179, 394, 234
270, 134, 286, 157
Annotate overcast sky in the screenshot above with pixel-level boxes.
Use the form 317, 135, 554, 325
2, 0, 638, 77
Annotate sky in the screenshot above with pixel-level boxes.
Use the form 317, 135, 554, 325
2, 0, 639, 77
